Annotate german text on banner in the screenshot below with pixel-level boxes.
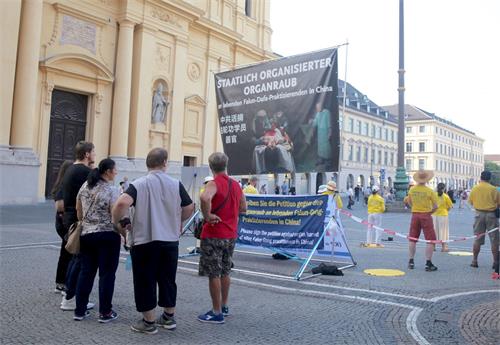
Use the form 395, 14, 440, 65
238, 195, 328, 250
215, 49, 339, 175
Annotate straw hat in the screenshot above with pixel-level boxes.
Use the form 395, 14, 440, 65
317, 184, 327, 194
413, 170, 434, 184
326, 181, 337, 191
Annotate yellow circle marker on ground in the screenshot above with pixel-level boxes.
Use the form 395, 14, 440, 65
448, 251, 473, 256
364, 269, 405, 277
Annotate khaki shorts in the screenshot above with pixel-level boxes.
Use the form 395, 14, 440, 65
473, 211, 499, 246
199, 238, 236, 278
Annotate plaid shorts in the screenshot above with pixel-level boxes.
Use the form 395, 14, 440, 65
198, 238, 236, 278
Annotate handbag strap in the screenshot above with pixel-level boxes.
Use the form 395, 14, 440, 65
82, 189, 99, 222
212, 178, 232, 215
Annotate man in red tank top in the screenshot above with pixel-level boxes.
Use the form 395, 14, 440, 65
197, 152, 247, 324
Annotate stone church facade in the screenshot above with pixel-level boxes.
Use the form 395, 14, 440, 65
1, 0, 273, 204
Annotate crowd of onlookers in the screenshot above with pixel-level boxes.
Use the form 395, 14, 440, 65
51, 140, 499, 335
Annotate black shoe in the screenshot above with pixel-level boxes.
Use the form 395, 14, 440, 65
425, 263, 438, 271
408, 260, 415, 269
98, 310, 118, 323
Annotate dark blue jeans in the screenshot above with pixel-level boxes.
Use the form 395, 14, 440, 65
75, 231, 121, 316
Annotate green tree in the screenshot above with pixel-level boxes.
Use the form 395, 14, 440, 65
484, 161, 500, 186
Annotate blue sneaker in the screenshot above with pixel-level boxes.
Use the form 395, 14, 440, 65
197, 310, 224, 324
221, 306, 229, 317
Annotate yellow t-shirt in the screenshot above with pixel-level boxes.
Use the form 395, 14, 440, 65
243, 184, 258, 194
468, 182, 499, 211
367, 194, 385, 214
407, 185, 438, 213
322, 190, 343, 209
433, 192, 452, 216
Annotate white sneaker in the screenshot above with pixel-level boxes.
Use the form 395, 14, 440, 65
60, 296, 94, 311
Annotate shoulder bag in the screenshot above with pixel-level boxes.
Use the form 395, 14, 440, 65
65, 192, 98, 255
194, 178, 232, 239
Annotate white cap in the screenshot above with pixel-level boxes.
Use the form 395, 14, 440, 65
372, 185, 380, 192
204, 176, 214, 183
317, 184, 327, 194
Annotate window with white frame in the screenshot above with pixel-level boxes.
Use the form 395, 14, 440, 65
419, 142, 425, 152
406, 142, 412, 152
406, 159, 412, 171
419, 125, 425, 133
419, 159, 425, 170
406, 126, 412, 133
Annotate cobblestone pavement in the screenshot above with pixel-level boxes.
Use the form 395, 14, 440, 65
0, 201, 499, 345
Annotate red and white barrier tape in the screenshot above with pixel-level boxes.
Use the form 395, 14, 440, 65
339, 209, 499, 244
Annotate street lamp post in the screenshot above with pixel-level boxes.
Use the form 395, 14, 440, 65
393, 0, 409, 201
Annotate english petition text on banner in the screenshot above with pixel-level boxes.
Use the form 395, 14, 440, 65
238, 195, 328, 250
214, 49, 339, 175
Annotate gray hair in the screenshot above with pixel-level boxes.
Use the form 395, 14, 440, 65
208, 152, 228, 173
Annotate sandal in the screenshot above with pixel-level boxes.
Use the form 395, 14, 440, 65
470, 261, 478, 268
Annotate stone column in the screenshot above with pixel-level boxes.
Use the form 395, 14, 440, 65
166, 37, 188, 180
10, 0, 43, 149
169, 38, 188, 162
109, 20, 135, 158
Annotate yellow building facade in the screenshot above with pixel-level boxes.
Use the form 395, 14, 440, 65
0, 0, 273, 204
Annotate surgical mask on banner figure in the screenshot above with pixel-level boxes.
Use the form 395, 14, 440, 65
215, 48, 340, 175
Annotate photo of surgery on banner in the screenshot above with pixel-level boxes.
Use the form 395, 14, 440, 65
215, 48, 340, 175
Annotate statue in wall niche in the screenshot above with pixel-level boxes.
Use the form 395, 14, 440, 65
151, 83, 169, 124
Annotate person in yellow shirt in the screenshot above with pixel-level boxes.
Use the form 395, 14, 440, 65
432, 183, 453, 252
366, 185, 385, 247
242, 176, 259, 194
405, 170, 438, 271
468, 171, 500, 269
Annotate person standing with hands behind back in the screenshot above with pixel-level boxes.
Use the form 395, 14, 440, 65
197, 152, 246, 324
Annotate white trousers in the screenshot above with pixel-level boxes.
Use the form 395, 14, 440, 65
367, 213, 382, 244
432, 215, 449, 242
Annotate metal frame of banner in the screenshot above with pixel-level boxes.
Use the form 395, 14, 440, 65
180, 213, 357, 281
212, 42, 349, 75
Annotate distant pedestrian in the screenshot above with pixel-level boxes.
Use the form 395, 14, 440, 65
405, 170, 439, 271
60, 141, 96, 312
112, 148, 194, 334
275, 185, 280, 195
122, 176, 130, 191
432, 183, 453, 252
354, 185, 360, 202
259, 184, 268, 194
74, 158, 121, 322
51, 160, 73, 294
366, 185, 385, 247
243, 176, 258, 194
281, 180, 289, 195
468, 171, 499, 269
347, 187, 354, 209
197, 152, 246, 324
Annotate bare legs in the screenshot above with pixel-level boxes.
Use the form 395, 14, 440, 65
208, 275, 230, 314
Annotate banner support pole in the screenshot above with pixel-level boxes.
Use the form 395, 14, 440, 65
294, 218, 332, 281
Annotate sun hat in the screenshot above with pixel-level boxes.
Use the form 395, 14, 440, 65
326, 181, 337, 191
317, 184, 327, 194
413, 170, 434, 184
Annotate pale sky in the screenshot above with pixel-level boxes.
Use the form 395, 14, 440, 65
270, 0, 500, 154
